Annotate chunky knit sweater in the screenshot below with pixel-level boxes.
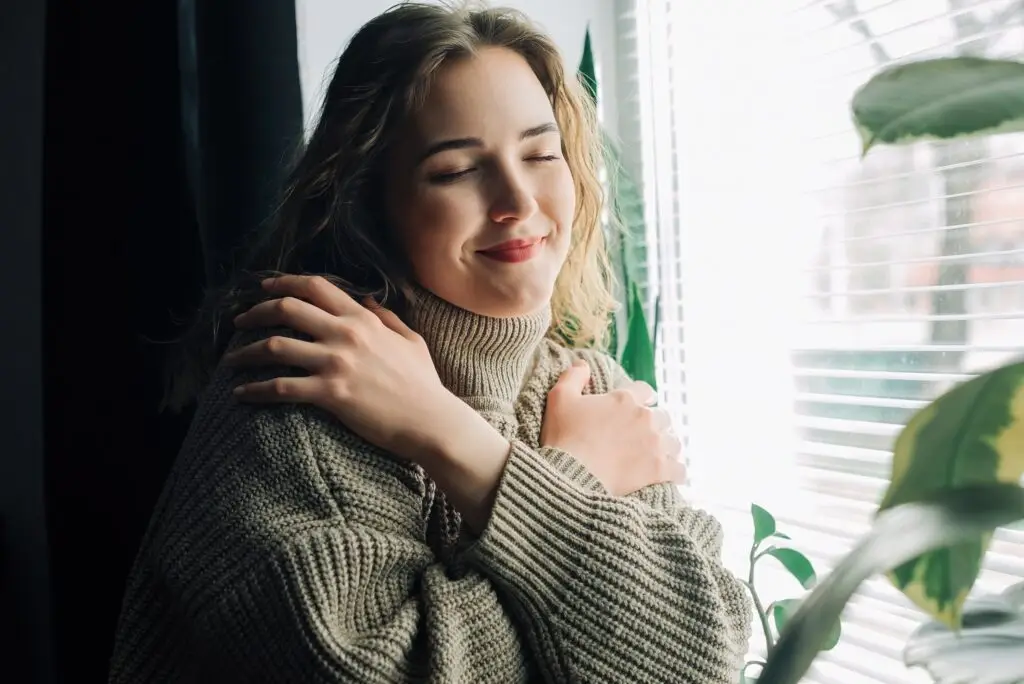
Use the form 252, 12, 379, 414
109, 290, 752, 683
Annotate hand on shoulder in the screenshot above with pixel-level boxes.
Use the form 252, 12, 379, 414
224, 275, 469, 464
541, 358, 685, 496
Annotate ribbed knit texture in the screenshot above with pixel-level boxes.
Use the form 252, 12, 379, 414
109, 289, 752, 683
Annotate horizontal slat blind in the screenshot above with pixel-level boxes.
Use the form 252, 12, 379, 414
622, 0, 1024, 682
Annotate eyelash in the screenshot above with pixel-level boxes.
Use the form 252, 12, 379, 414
429, 155, 561, 184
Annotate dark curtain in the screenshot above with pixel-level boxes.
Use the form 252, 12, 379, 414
34, 1, 304, 682
1, 1, 51, 683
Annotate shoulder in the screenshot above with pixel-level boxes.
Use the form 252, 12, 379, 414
164, 329, 426, 540
537, 338, 631, 395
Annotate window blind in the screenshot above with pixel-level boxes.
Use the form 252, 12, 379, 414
619, 1, 1024, 682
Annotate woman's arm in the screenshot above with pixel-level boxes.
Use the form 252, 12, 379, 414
441, 429, 752, 684
212, 278, 749, 682
423, 350, 751, 683
111, 392, 746, 684
109, 385, 536, 684
479, 448, 751, 684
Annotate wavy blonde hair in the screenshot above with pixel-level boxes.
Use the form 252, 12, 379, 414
166, 1, 615, 409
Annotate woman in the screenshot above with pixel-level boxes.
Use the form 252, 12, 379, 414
110, 3, 751, 682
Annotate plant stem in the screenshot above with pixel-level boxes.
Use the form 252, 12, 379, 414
747, 548, 775, 652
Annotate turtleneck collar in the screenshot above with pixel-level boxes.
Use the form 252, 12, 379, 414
406, 287, 551, 406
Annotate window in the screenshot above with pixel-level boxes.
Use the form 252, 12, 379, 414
620, 0, 1024, 681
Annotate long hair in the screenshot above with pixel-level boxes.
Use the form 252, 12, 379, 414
165, 1, 614, 410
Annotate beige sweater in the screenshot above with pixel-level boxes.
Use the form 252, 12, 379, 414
109, 290, 751, 683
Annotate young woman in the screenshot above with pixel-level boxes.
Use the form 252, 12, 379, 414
109, 3, 752, 682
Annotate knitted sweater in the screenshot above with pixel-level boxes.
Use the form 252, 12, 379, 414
109, 290, 752, 683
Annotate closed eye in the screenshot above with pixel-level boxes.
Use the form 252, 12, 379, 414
429, 168, 476, 184
428, 155, 560, 184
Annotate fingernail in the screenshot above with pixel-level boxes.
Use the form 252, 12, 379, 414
232, 385, 246, 396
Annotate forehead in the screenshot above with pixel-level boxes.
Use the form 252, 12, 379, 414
409, 47, 556, 140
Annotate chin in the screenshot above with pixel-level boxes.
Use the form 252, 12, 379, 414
446, 283, 553, 319
491, 295, 550, 318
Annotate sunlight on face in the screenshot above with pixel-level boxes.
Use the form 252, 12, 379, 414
386, 47, 576, 318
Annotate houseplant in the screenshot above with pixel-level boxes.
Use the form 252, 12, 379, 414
740, 504, 841, 683
576, 28, 658, 388
757, 56, 1024, 684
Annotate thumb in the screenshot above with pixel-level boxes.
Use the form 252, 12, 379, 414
363, 297, 417, 340
553, 359, 591, 396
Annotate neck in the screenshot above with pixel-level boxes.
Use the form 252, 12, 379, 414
407, 287, 550, 407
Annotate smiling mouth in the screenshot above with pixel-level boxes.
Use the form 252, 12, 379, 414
477, 237, 546, 264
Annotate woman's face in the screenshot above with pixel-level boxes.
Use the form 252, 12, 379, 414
386, 47, 576, 318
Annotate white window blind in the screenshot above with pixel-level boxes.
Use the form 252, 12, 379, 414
618, 0, 1024, 682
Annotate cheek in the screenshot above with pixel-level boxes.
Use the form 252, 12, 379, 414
397, 189, 479, 263
542, 166, 577, 244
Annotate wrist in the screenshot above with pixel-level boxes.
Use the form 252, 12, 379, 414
417, 393, 512, 534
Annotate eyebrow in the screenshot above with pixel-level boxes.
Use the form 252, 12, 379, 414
417, 122, 560, 164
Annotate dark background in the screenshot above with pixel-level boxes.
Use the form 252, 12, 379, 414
0, 1, 304, 681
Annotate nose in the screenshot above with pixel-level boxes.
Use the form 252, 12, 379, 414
487, 165, 538, 225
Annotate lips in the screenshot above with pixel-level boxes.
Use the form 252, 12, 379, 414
477, 237, 545, 264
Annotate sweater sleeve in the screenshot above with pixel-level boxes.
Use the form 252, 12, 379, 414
108, 391, 535, 683
464, 440, 752, 684
180, 511, 531, 684
448, 348, 752, 683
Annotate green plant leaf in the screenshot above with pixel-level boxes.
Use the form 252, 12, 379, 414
604, 138, 651, 362
880, 361, 1024, 627
852, 57, 1024, 155
606, 141, 648, 298
757, 484, 1024, 684
652, 293, 661, 351
751, 503, 777, 547
769, 598, 798, 634
773, 533, 791, 541
620, 281, 657, 389
761, 548, 817, 590
770, 599, 841, 652
576, 32, 652, 365
607, 316, 619, 358
740, 660, 766, 684
577, 26, 597, 107
903, 581, 1024, 683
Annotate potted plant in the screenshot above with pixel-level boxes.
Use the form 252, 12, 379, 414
740, 505, 841, 683
757, 56, 1024, 684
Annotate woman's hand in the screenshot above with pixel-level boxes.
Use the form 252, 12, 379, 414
226, 276, 466, 463
227, 275, 514, 533
541, 360, 684, 496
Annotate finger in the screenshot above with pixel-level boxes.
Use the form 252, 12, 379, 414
672, 460, 687, 486
223, 336, 333, 372
626, 381, 658, 406
232, 375, 323, 402
363, 297, 418, 341
661, 431, 683, 460
552, 359, 591, 396
234, 297, 340, 339
261, 275, 362, 317
651, 408, 672, 432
